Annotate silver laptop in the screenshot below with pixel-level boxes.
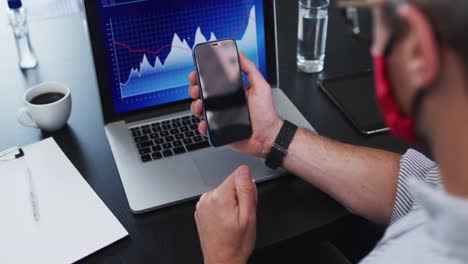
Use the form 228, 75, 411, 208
84, 0, 316, 213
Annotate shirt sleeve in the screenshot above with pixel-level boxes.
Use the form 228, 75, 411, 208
390, 149, 442, 224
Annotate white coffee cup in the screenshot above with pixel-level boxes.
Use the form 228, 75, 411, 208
17, 82, 72, 132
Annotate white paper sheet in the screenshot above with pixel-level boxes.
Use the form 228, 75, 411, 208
0, 138, 128, 264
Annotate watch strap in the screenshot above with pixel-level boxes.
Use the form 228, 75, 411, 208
265, 120, 298, 169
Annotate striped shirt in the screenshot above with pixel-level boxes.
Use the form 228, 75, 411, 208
360, 149, 468, 264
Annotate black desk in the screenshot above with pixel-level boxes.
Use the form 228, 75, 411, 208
0, 1, 409, 263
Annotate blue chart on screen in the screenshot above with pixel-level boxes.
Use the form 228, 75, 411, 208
99, 0, 267, 114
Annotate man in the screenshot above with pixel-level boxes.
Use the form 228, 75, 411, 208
189, 0, 468, 263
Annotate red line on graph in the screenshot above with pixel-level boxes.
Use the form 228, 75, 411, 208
114, 13, 255, 55
114, 41, 192, 56
229, 12, 254, 39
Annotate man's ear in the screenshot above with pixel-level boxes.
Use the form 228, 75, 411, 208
396, 4, 440, 92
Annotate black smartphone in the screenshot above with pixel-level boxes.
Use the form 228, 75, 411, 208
193, 39, 252, 147
318, 72, 389, 135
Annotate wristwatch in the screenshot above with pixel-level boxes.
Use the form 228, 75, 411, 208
265, 120, 298, 169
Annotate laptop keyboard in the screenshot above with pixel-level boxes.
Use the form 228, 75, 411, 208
130, 115, 210, 163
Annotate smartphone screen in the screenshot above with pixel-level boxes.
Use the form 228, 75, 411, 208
193, 39, 252, 147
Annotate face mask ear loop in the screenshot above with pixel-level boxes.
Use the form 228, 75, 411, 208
410, 88, 431, 121
383, 31, 399, 58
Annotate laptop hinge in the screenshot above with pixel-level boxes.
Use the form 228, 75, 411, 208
123, 102, 191, 124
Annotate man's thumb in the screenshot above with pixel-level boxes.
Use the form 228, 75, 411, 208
235, 166, 257, 224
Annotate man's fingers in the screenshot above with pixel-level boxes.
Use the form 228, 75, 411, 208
198, 121, 207, 136
239, 52, 266, 88
189, 85, 200, 99
188, 72, 199, 102
189, 71, 198, 85
191, 99, 203, 117
214, 166, 249, 206
234, 165, 257, 225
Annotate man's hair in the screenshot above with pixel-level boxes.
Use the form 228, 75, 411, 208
387, 0, 468, 69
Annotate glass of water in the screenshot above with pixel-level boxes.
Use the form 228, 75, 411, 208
297, 0, 330, 73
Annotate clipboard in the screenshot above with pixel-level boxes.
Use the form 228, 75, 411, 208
0, 146, 25, 161
0, 138, 128, 263
0, 146, 40, 222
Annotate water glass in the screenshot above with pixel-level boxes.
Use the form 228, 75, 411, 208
297, 0, 330, 73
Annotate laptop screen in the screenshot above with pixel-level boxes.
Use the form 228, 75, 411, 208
96, 0, 268, 114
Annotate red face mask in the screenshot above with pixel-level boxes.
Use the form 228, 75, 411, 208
373, 55, 417, 144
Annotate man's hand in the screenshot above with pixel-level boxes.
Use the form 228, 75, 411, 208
188, 52, 283, 158
195, 166, 258, 264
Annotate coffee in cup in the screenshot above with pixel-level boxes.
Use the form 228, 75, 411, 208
17, 82, 72, 132
30, 92, 66, 105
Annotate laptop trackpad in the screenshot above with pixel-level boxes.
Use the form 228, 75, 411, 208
192, 149, 274, 187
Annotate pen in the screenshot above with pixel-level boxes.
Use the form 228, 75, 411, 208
26, 166, 40, 222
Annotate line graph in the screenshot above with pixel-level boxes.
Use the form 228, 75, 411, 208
113, 13, 254, 57
112, 6, 258, 99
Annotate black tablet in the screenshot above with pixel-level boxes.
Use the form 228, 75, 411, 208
318, 72, 389, 135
